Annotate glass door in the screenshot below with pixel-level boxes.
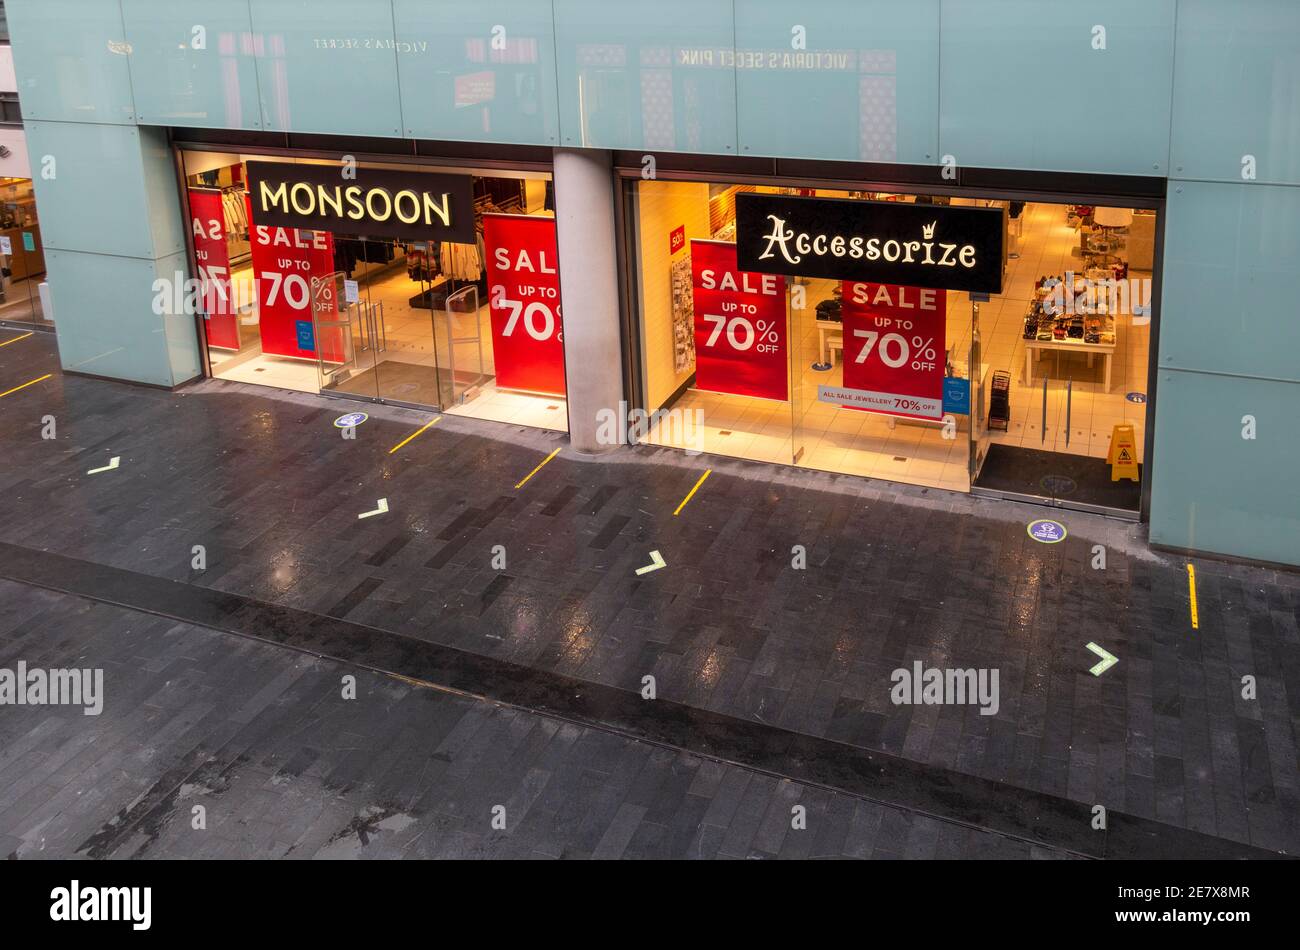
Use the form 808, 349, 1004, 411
366, 238, 444, 407
788, 275, 814, 468
315, 238, 447, 409
435, 284, 490, 408
312, 268, 376, 398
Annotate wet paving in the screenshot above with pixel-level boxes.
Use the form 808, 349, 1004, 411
0, 331, 1296, 858
0, 581, 1058, 860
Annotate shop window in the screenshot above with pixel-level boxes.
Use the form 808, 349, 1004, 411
0, 176, 47, 327
181, 150, 567, 433
628, 178, 1155, 509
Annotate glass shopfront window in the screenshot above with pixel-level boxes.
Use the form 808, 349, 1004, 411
626, 178, 1156, 511
0, 176, 47, 328
180, 150, 566, 432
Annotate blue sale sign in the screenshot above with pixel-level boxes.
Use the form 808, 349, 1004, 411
295, 320, 315, 352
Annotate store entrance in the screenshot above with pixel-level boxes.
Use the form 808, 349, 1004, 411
311, 237, 487, 410
969, 202, 1154, 516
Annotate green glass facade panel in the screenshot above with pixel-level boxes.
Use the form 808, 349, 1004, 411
121, 0, 264, 130
392, 0, 559, 145
553, 0, 737, 154
734, 0, 940, 165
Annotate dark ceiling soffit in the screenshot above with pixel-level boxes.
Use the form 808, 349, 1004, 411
169, 127, 553, 166
168, 129, 1164, 202
614, 148, 1165, 202
961, 165, 1165, 201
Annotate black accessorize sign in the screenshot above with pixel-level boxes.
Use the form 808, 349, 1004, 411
735, 193, 1005, 294
245, 161, 476, 243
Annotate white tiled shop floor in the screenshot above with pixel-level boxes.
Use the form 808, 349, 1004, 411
976, 202, 1150, 460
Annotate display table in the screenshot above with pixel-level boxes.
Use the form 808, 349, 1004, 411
816, 318, 842, 367
1025, 338, 1115, 391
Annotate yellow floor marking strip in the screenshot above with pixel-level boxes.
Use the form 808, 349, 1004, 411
673, 469, 712, 516
0, 373, 51, 399
388, 416, 441, 454
515, 447, 561, 489
0, 332, 33, 348
1187, 563, 1199, 630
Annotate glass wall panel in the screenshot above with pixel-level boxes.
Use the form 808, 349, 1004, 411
1171, 0, 1300, 186
121, 0, 264, 130
734, 0, 940, 164
4, 0, 136, 125
392, 0, 560, 146
248, 0, 404, 137
553, 0, 738, 153
939, 0, 1175, 176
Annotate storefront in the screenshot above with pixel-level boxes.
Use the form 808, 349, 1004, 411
621, 167, 1161, 517
175, 136, 1163, 516
178, 143, 569, 434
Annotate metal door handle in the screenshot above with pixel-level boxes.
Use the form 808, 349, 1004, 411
1041, 374, 1048, 445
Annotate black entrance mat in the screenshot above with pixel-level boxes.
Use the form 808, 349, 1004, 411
975, 442, 1141, 511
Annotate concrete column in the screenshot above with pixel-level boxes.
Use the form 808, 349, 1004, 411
552, 148, 624, 454
23, 121, 200, 388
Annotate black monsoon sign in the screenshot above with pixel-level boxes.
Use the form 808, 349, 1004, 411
245, 161, 476, 244
735, 193, 1005, 294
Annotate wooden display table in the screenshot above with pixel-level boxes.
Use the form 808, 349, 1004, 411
1025, 337, 1115, 392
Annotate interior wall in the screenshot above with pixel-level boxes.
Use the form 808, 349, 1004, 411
635, 180, 710, 411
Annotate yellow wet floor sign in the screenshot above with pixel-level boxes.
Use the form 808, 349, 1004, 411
1107, 424, 1140, 482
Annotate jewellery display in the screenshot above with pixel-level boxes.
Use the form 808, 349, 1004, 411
1027, 274, 1116, 347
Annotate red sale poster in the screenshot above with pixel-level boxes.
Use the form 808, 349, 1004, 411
188, 190, 240, 350
485, 214, 566, 396
840, 281, 946, 420
691, 240, 787, 401
248, 193, 344, 362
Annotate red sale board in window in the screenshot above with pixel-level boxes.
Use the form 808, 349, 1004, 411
248, 192, 344, 363
839, 281, 947, 420
690, 240, 788, 401
484, 214, 566, 397
187, 190, 240, 350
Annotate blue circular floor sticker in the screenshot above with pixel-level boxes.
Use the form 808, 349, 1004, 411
333, 411, 369, 429
1126, 392, 1147, 404
1027, 519, 1068, 543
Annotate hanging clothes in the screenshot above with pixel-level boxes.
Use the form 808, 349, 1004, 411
439, 241, 481, 281
221, 189, 248, 238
